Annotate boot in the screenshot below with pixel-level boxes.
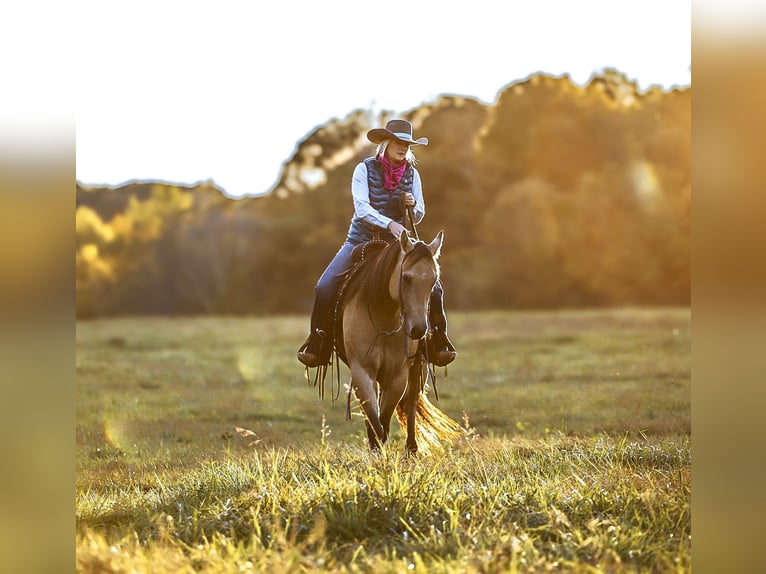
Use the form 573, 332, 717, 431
426, 281, 457, 367
297, 327, 333, 368
298, 290, 335, 368
427, 325, 457, 367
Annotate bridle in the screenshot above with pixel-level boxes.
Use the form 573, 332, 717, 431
367, 242, 435, 360
369, 199, 424, 337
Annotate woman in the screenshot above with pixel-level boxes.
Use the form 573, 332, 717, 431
297, 119, 457, 368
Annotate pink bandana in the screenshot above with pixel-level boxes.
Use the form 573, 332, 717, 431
378, 153, 407, 191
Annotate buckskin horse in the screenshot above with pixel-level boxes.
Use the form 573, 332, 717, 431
320, 230, 462, 454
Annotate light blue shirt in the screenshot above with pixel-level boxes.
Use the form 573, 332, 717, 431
350, 161, 425, 230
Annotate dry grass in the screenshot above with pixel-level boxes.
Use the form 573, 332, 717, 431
76, 308, 690, 572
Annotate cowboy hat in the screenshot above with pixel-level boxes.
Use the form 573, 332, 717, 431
366, 119, 429, 146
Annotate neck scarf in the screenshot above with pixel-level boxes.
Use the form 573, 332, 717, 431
378, 153, 408, 191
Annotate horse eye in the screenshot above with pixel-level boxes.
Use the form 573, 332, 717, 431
402, 274, 413, 284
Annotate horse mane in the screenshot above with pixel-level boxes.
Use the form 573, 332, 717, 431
349, 240, 400, 313
350, 239, 436, 312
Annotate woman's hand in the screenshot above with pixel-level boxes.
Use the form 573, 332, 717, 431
401, 192, 415, 207
387, 221, 407, 239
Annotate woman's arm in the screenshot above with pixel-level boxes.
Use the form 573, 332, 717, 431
411, 168, 425, 224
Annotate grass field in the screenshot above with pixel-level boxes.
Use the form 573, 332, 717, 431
76, 308, 690, 572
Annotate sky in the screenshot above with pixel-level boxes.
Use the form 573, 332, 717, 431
71, 0, 692, 199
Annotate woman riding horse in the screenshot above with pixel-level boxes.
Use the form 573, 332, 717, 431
297, 119, 457, 369
337, 229, 455, 453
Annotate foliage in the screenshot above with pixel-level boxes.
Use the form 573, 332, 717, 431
75, 70, 690, 317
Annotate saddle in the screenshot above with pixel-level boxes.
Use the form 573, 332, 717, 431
350, 238, 390, 265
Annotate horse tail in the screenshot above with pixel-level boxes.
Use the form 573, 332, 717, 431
395, 358, 464, 453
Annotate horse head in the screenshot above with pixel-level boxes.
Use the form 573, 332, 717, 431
392, 230, 444, 340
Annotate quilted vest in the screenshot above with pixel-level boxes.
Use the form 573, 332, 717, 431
346, 157, 414, 244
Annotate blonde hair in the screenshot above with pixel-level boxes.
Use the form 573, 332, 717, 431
376, 139, 418, 165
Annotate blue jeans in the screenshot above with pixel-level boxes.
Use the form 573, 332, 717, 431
310, 241, 358, 331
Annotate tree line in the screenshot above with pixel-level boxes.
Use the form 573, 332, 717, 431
76, 69, 690, 318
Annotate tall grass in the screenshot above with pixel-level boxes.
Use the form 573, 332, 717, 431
76, 308, 690, 572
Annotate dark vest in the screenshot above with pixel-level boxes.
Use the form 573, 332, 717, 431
346, 157, 414, 244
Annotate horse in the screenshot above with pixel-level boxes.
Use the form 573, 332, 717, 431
331, 230, 463, 454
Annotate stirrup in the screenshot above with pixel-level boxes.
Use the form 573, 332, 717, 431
426, 327, 457, 367
297, 328, 332, 368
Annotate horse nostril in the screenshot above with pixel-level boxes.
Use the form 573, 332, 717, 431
410, 326, 426, 340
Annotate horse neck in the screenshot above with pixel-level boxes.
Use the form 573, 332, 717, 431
365, 243, 403, 328
387, 248, 404, 306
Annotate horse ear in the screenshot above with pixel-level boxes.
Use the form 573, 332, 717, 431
428, 230, 444, 259
400, 230, 415, 253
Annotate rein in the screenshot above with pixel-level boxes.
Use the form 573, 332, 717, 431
406, 206, 420, 241
370, 308, 404, 337
402, 191, 420, 241
372, 197, 421, 337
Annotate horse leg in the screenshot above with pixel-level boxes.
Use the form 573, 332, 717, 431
351, 366, 386, 451
377, 373, 408, 450
401, 359, 423, 455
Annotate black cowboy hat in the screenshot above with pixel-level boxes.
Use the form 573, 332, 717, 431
366, 119, 429, 146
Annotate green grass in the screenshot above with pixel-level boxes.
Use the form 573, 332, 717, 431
76, 308, 690, 572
